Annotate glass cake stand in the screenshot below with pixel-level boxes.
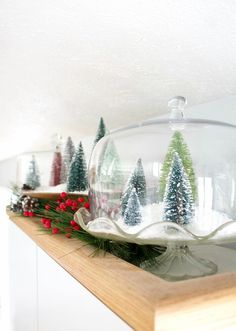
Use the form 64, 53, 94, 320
84, 96, 236, 281
75, 207, 236, 281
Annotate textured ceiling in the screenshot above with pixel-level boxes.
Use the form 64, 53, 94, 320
1, 0, 236, 160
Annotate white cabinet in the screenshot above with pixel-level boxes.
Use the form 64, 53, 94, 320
8, 221, 38, 331
8, 221, 132, 331
38, 247, 131, 331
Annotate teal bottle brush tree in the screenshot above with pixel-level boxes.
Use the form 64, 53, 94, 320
163, 151, 194, 225
67, 142, 88, 192
121, 158, 147, 217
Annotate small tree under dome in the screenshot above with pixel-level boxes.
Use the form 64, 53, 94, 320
121, 158, 146, 216
124, 188, 142, 226
25, 155, 40, 189
159, 131, 197, 201
163, 152, 194, 225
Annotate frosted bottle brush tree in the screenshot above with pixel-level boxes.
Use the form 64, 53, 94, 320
124, 188, 142, 226
49, 146, 62, 186
163, 152, 194, 225
67, 142, 88, 192
99, 139, 123, 189
60, 136, 75, 183
121, 158, 146, 216
159, 131, 197, 201
25, 155, 40, 189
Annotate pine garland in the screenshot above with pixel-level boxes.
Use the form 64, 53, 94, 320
19, 195, 164, 267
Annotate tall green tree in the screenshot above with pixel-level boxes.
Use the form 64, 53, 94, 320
94, 117, 107, 147
67, 142, 88, 192
163, 152, 194, 225
60, 136, 75, 183
99, 139, 123, 189
159, 131, 197, 201
124, 188, 142, 226
121, 158, 146, 216
25, 155, 40, 189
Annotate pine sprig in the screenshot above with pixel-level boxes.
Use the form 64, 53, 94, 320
33, 199, 164, 267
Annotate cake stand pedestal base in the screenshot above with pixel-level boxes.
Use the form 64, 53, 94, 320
140, 244, 217, 281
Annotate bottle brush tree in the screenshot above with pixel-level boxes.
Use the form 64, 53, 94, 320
93, 117, 107, 147
124, 188, 142, 226
121, 158, 146, 216
60, 136, 75, 183
25, 155, 40, 189
49, 146, 62, 186
163, 152, 194, 225
159, 131, 197, 201
99, 139, 123, 189
67, 142, 88, 192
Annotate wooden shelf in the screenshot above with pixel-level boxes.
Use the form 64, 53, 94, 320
7, 212, 236, 331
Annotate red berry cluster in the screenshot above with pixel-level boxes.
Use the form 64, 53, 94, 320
40, 218, 60, 234
45, 192, 90, 213
23, 211, 35, 217
70, 220, 81, 232
41, 192, 87, 237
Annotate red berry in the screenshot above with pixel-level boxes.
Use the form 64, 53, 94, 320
24, 211, 29, 217
60, 192, 67, 199
73, 225, 81, 231
59, 203, 67, 210
70, 220, 77, 227
72, 200, 78, 207
45, 204, 50, 210
84, 202, 90, 209
28, 211, 35, 217
52, 227, 60, 234
71, 206, 77, 211
41, 218, 47, 224
65, 233, 72, 238
66, 199, 73, 206
77, 197, 84, 203
44, 220, 51, 229
56, 199, 62, 204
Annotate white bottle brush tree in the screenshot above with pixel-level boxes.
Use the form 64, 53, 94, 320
163, 152, 194, 225
67, 142, 88, 192
60, 136, 75, 183
99, 139, 123, 189
121, 158, 147, 217
25, 155, 41, 189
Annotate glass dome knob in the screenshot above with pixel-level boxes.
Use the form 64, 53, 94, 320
168, 96, 187, 120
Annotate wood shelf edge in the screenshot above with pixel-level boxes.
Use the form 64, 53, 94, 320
7, 212, 236, 331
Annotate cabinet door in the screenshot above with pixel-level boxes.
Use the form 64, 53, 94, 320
37, 247, 132, 331
8, 222, 38, 331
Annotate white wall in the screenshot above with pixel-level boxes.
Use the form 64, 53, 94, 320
188, 95, 236, 124
0, 158, 18, 188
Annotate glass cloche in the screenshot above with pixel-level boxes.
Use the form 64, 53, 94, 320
76, 96, 236, 281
